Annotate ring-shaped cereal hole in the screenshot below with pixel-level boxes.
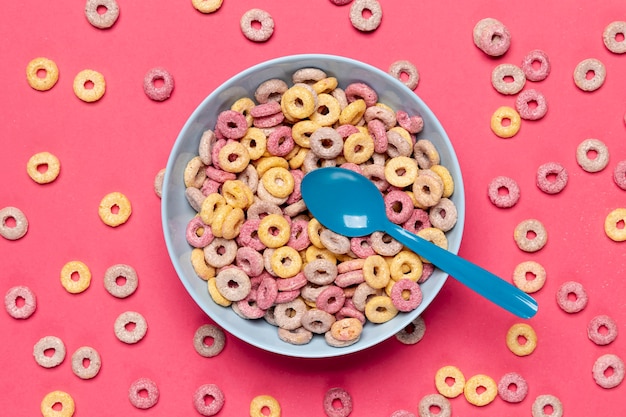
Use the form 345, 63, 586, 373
491, 63, 526, 95
73, 69, 106, 102
506, 322, 537, 356
143, 67, 174, 101
71, 346, 102, 379
4, 285, 37, 319
521, 49, 551, 81
473, 18, 511, 57
60, 260, 92, 294
536, 162, 568, 194
193, 324, 226, 357
114, 311, 148, 344
490, 106, 521, 138
512, 260, 546, 294
33, 336, 66, 368
497, 372, 529, 403
532, 394, 563, 417
573, 58, 606, 92
435, 365, 466, 398
603, 21, 626, 54
85, 0, 120, 29
605, 208, 626, 242
463, 374, 498, 406
418, 393, 452, 417
513, 218, 548, 253
240, 8, 274, 42
191, 0, 223, 13
26, 57, 59, 91
193, 384, 225, 416
323, 387, 353, 417
487, 175, 521, 208
576, 138, 609, 173
515, 88, 548, 121
103, 264, 139, 298
587, 314, 619, 345
98, 191, 132, 227
388, 60, 419, 90
41, 391, 75, 417
0, 206, 29, 241
128, 377, 159, 409
614, 160, 626, 190
349, 0, 383, 32
250, 395, 281, 417
592, 353, 625, 389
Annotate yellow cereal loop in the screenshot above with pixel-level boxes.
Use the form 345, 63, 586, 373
262, 167, 295, 198
60, 260, 92, 294
364, 295, 398, 323
343, 131, 374, 164
281, 85, 316, 120
490, 105, 521, 138
375, 102, 394, 113
191, 248, 216, 280
385, 156, 418, 188
200, 193, 226, 224
231, 96, 255, 126
210, 204, 233, 238
463, 374, 498, 406
363, 255, 391, 289
604, 208, 626, 242
309, 93, 341, 127
41, 390, 75, 417
26, 57, 59, 91
222, 180, 254, 209
255, 156, 289, 177
390, 250, 423, 281
184, 156, 207, 188
192, 0, 223, 14
258, 213, 290, 248
218, 141, 250, 173
292, 120, 319, 148
430, 164, 454, 198
73, 69, 106, 102
506, 323, 537, 356
241, 127, 267, 160
389, 126, 413, 146
288, 147, 308, 169
435, 365, 466, 398
312, 77, 338, 94
98, 191, 132, 227
416, 228, 448, 262
271, 246, 303, 278
221, 207, 245, 239
307, 218, 325, 249
27, 151, 61, 184
208, 277, 232, 307
304, 246, 337, 264
339, 98, 366, 125
250, 395, 281, 417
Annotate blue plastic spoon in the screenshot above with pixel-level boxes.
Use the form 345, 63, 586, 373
301, 167, 538, 319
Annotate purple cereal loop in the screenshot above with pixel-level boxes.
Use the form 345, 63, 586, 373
316, 285, 346, 314
216, 110, 248, 139
497, 372, 528, 403
536, 162, 568, 194
350, 236, 376, 258
143, 67, 174, 101
276, 272, 307, 291
267, 125, 295, 157
593, 353, 625, 389
515, 89, 548, 121
488, 175, 520, 208
614, 160, 626, 190
364, 105, 397, 129
345, 82, 378, 106
587, 314, 618, 345
402, 209, 431, 234
384, 190, 414, 224
385, 129, 413, 157
310, 127, 344, 159
236, 219, 266, 251
396, 110, 424, 134
367, 118, 388, 153
323, 387, 353, 417
335, 270, 365, 288
193, 384, 225, 416
0, 206, 28, 241
390, 279, 423, 312
429, 198, 458, 232
186, 216, 214, 248
301, 308, 336, 334
361, 164, 390, 192
199, 129, 216, 165
556, 280, 588, 313
128, 377, 159, 409
255, 78, 288, 103
235, 246, 264, 277
521, 49, 551, 81
256, 275, 278, 310
206, 166, 237, 183
5, 285, 36, 319
240, 8, 274, 42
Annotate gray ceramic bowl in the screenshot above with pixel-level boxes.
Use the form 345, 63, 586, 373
162, 54, 465, 358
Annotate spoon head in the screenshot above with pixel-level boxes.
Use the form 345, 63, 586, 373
301, 167, 387, 237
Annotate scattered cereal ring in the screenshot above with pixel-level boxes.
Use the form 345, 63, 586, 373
41, 390, 75, 417
576, 138, 609, 173
587, 314, 618, 345
4, 285, 36, 319
0, 206, 29, 240
435, 365, 465, 398
516, 89, 548, 120
27, 151, 61, 184
250, 395, 281, 417
593, 353, 625, 389
388, 60, 419, 90
573, 58, 606, 92
531, 394, 563, 417
521, 49, 551, 81
240, 9, 274, 42
98, 191, 132, 227
497, 372, 528, 403
194, 384, 225, 416
193, 324, 226, 357
506, 322, 537, 356
71, 346, 102, 379
613, 160, 626, 190
143, 67, 174, 101
26, 57, 59, 91
418, 393, 451, 417
114, 311, 148, 344
85, 0, 120, 29
395, 316, 426, 345
604, 208, 626, 242
33, 335, 66, 368
556, 280, 588, 313
129, 377, 159, 409
490, 106, 521, 138
464, 374, 498, 406
103, 264, 138, 298
60, 260, 92, 294
488, 176, 520, 208
491, 63, 526, 95
513, 218, 547, 253
536, 162, 567, 194
512, 260, 546, 293
323, 387, 353, 417
349, 0, 383, 32
73, 69, 106, 102
603, 21, 626, 54
473, 17, 511, 57
192, 0, 223, 13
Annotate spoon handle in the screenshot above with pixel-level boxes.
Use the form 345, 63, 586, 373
385, 222, 538, 319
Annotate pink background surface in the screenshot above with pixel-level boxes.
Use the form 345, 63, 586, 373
2, 0, 626, 415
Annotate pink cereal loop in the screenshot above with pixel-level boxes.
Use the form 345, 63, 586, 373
335, 270, 365, 287
250, 101, 282, 118
286, 169, 304, 204
206, 166, 237, 183
350, 236, 376, 258
5, 285, 37, 319
335, 124, 359, 139
236, 246, 264, 277
216, 110, 248, 139
256, 275, 278, 310
267, 125, 295, 156
418, 263, 435, 283
210, 139, 227, 170
521, 49, 551, 82
186, 216, 214, 248
276, 271, 307, 291
613, 160, 626, 190
275, 289, 300, 303
335, 306, 366, 325
390, 279, 423, 312
396, 110, 424, 134
384, 190, 414, 224
236, 219, 266, 251
345, 82, 378, 107
316, 285, 346, 314
337, 258, 366, 273
339, 162, 363, 174
287, 219, 310, 251
367, 118, 388, 153
402, 208, 431, 234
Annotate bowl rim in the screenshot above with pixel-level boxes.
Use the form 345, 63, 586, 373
162, 53, 465, 358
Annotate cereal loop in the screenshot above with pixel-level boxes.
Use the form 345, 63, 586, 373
60, 260, 92, 294
516, 89, 548, 121
613, 160, 626, 190
240, 9, 275, 42
388, 60, 419, 90
604, 208, 626, 242
99, 191, 132, 227
536, 162, 567, 194
490, 106, 521, 138
73, 69, 106, 102
250, 395, 281, 417
521, 49, 551, 81
574, 58, 606, 92
85, 0, 120, 29
604, 21, 626, 54
491, 63, 526, 95
576, 138, 609, 173
193, 324, 226, 357
435, 365, 466, 398
104, 264, 139, 298
506, 322, 537, 356
129, 377, 159, 409
28, 151, 62, 184
192, 0, 223, 13
463, 374, 498, 406
497, 372, 528, 403
473, 17, 511, 57
71, 346, 102, 379
323, 387, 353, 417
349, 0, 383, 32
4, 285, 37, 319
143, 67, 175, 101
0, 206, 29, 240
418, 393, 451, 417
512, 260, 546, 293
513, 219, 547, 253
593, 353, 625, 389
41, 391, 75, 417
587, 314, 618, 345
114, 311, 148, 344
532, 394, 563, 417
194, 384, 225, 416
26, 57, 59, 91
556, 280, 588, 313
34, 336, 66, 368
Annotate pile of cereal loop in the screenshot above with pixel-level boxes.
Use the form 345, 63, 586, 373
182, 67, 458, 348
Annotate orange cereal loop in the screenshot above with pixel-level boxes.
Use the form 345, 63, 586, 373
435, 365, 466, 398
41, 390, 75, 417
60, 260, 92, 294
506, 322, 537, 356
604, 208, 626, 242
220, 207, 245, 240
26, 151, 61, 184
98, 192, 132, 227
339, 99, 366, 125
363, 255, 391, 289
222, 180, 254, 209
343, 131, 374, 164
26, 57, 59, 91
258, 213, 291, 248
464, 374, 498, 406
191, 0, 223, 14
490, 105, 521, 138
250, 395, 281, 417
73, 69, 106, 102
389, 250, 423, 282
218, 141, 250, 173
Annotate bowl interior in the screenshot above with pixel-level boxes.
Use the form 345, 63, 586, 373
162, 54, 465, 358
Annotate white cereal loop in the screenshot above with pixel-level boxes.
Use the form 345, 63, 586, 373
491, 63, 526, 95
576, 138, 609, 173
114, 311, 148, 344
193, 324, 226, 357
240, 9, 274, 42
388, 60, 419, 90
573, 58, 606, 92
71, 346, 102, 379
513, 219, 548, 253
154, 168, 166, 198
0, 206, 28, 241
33, 336, 66, 368
603, 21, 626, 54
85, 0, 120, 29
532, 394, 563, 417
103, 264, 139, 298
593, 353, 625, 389
350, 0, 383, 32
